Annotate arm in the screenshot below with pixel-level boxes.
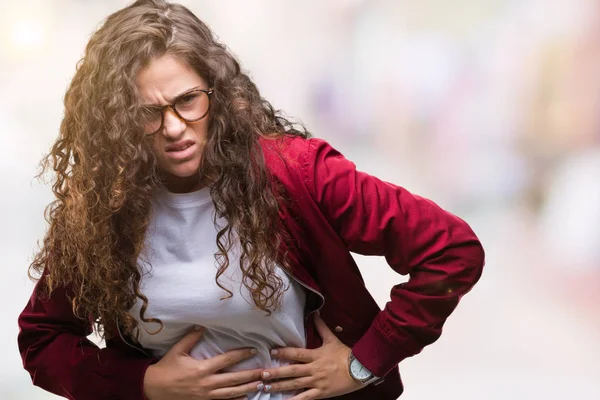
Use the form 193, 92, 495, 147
303, 138, 485, 378
17, 274, 154, 400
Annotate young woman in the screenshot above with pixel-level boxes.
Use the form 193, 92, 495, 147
17, 1, 485, 399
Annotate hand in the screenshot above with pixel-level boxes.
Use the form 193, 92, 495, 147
143, 326, 263, 400
259, 313, 363, 399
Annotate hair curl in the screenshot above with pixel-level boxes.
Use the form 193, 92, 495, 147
29, 0, 311, 340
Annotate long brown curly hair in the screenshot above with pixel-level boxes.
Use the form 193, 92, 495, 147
29, 0, 311, 340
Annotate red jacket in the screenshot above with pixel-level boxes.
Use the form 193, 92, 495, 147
18, 136, 485, 399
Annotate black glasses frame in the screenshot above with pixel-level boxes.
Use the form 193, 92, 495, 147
143, 88, 214, 135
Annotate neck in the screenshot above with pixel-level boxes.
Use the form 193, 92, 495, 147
160, 173, 205, 194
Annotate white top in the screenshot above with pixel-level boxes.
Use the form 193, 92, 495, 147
130, 186, 307, 400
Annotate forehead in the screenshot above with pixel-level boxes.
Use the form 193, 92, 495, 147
135, 54, 207, 102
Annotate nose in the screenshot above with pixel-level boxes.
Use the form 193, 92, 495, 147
161, 107, 186, 138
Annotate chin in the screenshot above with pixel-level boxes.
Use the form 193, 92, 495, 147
171, 166, 201, 178
161, 160, 201, 178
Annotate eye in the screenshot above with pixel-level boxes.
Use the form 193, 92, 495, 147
140, 107, 161, 122
177, 93, 198, 105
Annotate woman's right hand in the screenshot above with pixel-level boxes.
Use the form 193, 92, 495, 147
143, 326, 263, 400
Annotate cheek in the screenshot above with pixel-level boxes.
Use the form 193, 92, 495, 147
151, 139, 165, 163
151, 139, 161, 156
150, 137, 170, 169
191, 121, 209, 143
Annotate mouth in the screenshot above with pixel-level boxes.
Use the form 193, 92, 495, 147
165, 141, 196, 160
166, 140, 195, 152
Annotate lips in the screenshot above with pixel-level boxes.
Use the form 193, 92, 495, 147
164, 140, 197, 161
166, 140, 195, 152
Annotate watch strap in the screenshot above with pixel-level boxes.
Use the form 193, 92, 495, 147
348, 351, 381, 386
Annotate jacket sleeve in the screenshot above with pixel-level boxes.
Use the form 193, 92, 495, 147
17, 274, 155, 399
302, 138, 485, 378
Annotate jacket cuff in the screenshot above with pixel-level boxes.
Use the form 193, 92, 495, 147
114, 356, 157, 400
351, 317, 416, 378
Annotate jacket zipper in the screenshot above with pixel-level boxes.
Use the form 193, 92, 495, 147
280, 268, 325, 329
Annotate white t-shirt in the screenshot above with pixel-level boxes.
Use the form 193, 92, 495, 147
129, 186, 307, 399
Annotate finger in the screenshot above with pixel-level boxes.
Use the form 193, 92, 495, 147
270, 347, 316, 363
169, 325, 205, 355
209, 380, 262, 399
207, 368, 264, 389
262, 376, 314, 393
260, 363, 311, 381
205, 348, 258, 373
313, 313, 336, 343
290, 388, 320, 400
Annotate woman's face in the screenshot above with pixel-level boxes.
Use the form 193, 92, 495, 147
136, 54, 210, 192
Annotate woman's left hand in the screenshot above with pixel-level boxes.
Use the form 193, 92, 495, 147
259, 313, 364, 399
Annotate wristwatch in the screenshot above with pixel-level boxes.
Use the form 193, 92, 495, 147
348, 351, 383, 386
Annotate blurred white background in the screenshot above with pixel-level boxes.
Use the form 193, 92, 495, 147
1, 0, 599, 399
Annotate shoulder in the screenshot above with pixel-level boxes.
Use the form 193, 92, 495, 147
258, 134, 309, 161
257, 134, 352, 191
257, 134, 311, 189
258, 134, 336, 170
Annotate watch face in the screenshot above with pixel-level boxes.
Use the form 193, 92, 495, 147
350, 358, 372, 380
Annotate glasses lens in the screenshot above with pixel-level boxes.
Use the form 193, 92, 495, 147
141, 108, 162, 135
174, 90, 209, 121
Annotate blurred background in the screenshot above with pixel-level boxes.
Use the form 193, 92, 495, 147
1, 0, 599, 399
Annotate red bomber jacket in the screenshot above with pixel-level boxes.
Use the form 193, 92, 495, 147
18, 136, 485, 400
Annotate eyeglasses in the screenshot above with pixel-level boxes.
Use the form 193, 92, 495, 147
140, 88, 213, 135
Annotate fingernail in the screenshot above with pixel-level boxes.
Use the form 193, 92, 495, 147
270, 349, 278, 356
250, 348, 258, 355
261, 371, 271, 379
256, 383, 264, 391
264, 384, 272, 392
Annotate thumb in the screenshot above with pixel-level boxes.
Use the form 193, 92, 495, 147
314, 312, 337, 344
169, 325, 206, 356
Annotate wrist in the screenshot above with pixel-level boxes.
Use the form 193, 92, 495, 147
348, 350, 381, 386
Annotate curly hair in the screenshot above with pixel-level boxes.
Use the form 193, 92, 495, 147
29, 0, 311, 340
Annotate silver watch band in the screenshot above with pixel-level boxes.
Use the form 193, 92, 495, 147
361, 375, 384, 386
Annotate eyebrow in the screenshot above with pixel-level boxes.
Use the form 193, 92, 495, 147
142, 86, 202, 107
